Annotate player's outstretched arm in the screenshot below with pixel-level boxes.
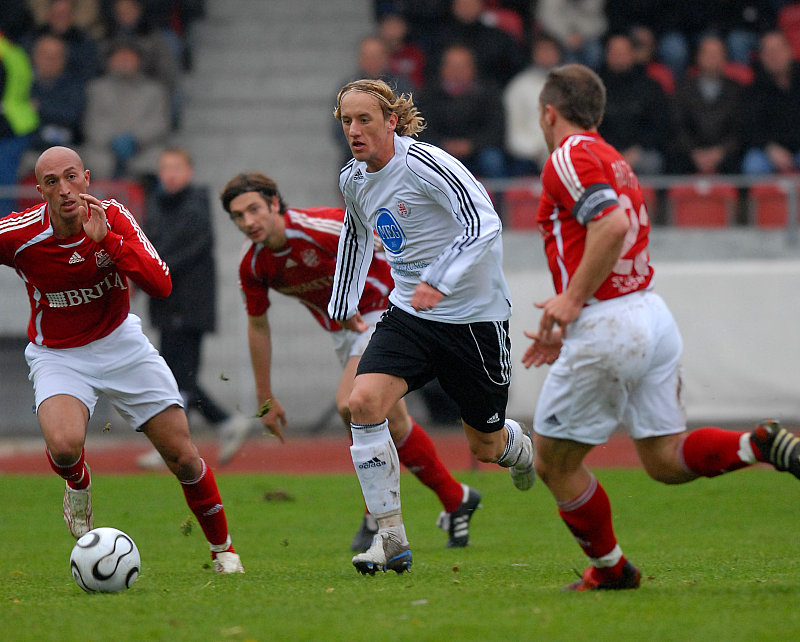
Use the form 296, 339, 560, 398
247, 314, 286, 442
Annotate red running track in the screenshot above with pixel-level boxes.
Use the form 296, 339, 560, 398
0, 431, 641, 475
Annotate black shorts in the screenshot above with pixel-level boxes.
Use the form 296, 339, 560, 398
357, 304, 512, 433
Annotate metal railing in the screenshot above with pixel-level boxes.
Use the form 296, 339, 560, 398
481, 174, 800, 246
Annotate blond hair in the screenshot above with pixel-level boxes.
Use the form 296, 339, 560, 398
334, 78, 426, 137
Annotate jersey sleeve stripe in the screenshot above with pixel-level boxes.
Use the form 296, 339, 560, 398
552, 141, 584, 202
407, 144, 481, 238
329, 208, 360, 320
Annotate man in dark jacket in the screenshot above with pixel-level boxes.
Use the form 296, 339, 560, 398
139, 147, 254, 467
742, 31, 800, 174
598, 33, 668, 176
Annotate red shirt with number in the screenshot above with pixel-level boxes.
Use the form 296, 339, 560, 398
0, 199, 171, 348
239, 207, 392, 331
536, 132, 654, 301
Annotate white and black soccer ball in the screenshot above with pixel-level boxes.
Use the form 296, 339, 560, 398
70, 527, 141, 593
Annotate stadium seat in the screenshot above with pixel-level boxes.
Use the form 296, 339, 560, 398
503, 184, 542, 230
668, 181, 738, 227
482, 7, 525, 42
640, 184, 657, 219
749, 182, 791, 228
779, 3, 800, 61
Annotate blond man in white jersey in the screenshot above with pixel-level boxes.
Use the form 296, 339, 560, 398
329, 79, 535, 575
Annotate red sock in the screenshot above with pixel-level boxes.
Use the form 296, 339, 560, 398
558, 476, 626, 582
396, 420, 464, 513
180, 459, 231, 550
46, 447, 90, 490
680, 427, 751, 477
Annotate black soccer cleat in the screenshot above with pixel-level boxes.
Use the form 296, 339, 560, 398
564, 560, 641, 592
750, 419, 800, 479
436, 484, 482, 548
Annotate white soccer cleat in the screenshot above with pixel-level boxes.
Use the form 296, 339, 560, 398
352, 528, 412, 575
136, 448, 166, 469
63, 478, 93, 539
212, 550, 245, 574
507, 420, 536, 491
218, 414, 255, 465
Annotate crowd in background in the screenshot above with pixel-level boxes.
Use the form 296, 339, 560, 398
3, 0, 800, 200
342, 0, 800, 179
0, 0, 204, 196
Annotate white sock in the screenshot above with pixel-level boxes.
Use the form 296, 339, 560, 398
350, 420, 402, 522
497, 418, 527, 468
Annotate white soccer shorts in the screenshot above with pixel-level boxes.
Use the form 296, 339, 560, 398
331, 309, 384, 367
25, 313, 184, 429
533, 290, 686, 445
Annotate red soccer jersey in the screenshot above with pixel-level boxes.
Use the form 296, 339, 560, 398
0, 200, 171, 348
239, 207, 392, 331
537, 132, 654, 301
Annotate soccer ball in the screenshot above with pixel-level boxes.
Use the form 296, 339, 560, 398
70, 527, 141, 593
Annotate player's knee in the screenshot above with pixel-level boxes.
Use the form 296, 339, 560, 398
347, 387, 382, 423
468, 433, 504, 463
47, 437, 84, 464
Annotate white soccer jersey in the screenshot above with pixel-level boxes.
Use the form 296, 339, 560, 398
329, 134, 512, 324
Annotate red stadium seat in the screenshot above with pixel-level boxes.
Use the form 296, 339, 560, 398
779, 3, 800, 61
503, 185, 542, 230
639, 184, 657, 219
668, 181, 738, 227
749, 182, 791, 228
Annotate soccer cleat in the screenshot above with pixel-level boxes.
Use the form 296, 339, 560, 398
350, 512, 379, 553
508, 420, 536, 490
137, 448, 166, 469
212, 550, 245, 574
218, 414, 254, 465
564, 560, 641, 592
352, 529, 412, 575
751, 419, 800, 479
63, 468, 93, 539
436, 484, 482, 548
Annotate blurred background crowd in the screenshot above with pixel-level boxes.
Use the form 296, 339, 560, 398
1, 0, 799, 210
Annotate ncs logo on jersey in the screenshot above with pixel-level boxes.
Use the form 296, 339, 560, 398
397, 201, 409, 218
95, 250, 112, 268
301, 249, 320, 267
374, 208, 406, 254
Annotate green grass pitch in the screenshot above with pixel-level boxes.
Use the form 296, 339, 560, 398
2, 468, 799, 641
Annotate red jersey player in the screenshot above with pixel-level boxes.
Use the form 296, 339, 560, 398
0, 146, 244, 573
219, 171, 481, 551
522, 64, 800, 591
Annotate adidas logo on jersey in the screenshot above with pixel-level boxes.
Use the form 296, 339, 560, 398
353, 168, 364, 183
68, 251, 84, 264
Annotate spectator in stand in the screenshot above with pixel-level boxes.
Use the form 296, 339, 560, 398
0, 32, 38, 215
419, 43, 507, 178
598, 33, 668, 176
81, 38, 170, 179
137, 147, 255, 469
373, 1, 450, 56
21, 0, 100, 82
28, 0, 102, 37
534, 0, 607, 70
27, 35, 86, 155
333, 35, 414, 167
427, 0, 525, 87
630, 24, 675, 95
99, 0, 181, 123
377, 12, 426, 90
503, 34, 563, 175
741, 30, 800, 174
669, 35, 744, 175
